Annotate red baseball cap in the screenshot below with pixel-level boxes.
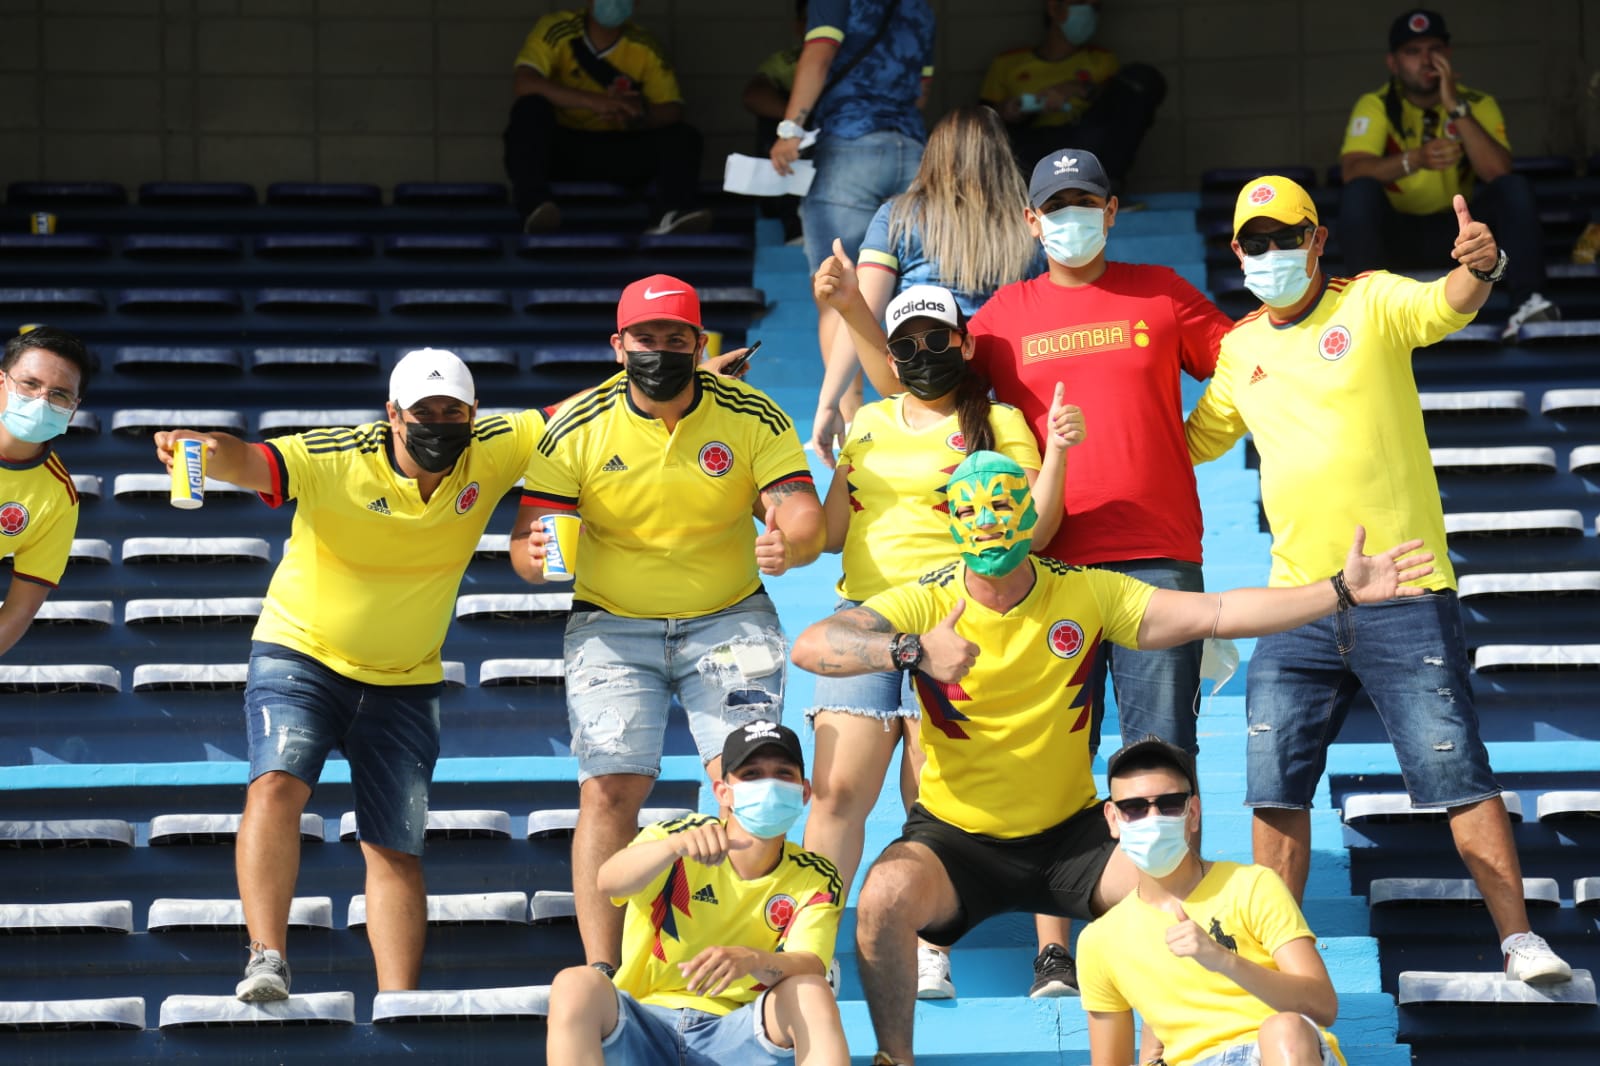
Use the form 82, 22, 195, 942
616, 274, 702, 333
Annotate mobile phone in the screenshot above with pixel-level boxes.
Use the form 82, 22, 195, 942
723, 339, 762, 376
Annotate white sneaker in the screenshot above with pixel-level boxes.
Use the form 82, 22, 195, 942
915, 943, 955, 1000
1501, 292, 1559, 341
1503, 932, 1572, 984
647, 208, 712, 236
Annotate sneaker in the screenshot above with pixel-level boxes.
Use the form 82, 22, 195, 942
1028, 942, 1080, 997
647, 208, 713, 236
235, 944, 291, 1002
1503, 932, 1572, 984
1501, 292, 1559, 341
915, 943, 955, 1000
522, 201, 561, 234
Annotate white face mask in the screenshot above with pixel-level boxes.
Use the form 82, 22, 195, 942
1037, 204, 1108, 268
1241, 247, 1315, 307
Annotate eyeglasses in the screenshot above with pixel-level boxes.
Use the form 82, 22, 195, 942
888, 328, 957, 363
1112, 791, 1191, 821
1237, 226, 1313, 257
3, 373, 79, 415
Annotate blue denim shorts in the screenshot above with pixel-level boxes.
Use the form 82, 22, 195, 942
600, 989, 791, 1065
243, 641, 441, 855
800, 129, 924, 272
1244, 591, 1500, 810
1191, 1018, 1338, 1066
806, 598, 917, 725
564, 593, 787, 782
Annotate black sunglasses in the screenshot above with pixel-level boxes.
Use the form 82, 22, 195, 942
1238, 226, 1313, 257
1112, 791, 1191, 821
888, 327, 958, 363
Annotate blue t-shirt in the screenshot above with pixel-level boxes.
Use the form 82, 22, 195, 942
806, 0, 934, 142
859, 201, 1049, 317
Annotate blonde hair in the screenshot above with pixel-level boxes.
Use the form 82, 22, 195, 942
887, 107, 1036, 300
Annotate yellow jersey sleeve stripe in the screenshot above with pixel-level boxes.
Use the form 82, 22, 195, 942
43, 453, 77, 506
760, 470, 814, 494
858, 248, 900, 271
520, 491, 579, 510
805, 26, 845, 45
256, 441, 289, 506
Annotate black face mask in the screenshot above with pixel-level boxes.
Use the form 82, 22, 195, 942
895, 347, 967, 400
626, 349, 697, 402
401, 419, 472, 473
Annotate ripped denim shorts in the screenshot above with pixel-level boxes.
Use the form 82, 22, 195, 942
562, 593, 787, 782
804, 598, 919, 726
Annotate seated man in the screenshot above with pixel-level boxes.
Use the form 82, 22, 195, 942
544, 720, 849, 1066
1079, 736, 1344, 1066
790, 450, 1434, 1066
503, 0, 710, 235
979, 0, 1165, 187
1338, 8, 1557, 339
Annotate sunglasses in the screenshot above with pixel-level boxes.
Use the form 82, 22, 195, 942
888, 328, 958, 363
1237, 226, 1313, 257
1112, 791, 1191, 821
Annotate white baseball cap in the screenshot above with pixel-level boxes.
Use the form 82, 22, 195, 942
390, 348, 475, 408
884, 284, 962, 340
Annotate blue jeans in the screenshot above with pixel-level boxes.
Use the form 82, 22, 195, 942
1244, 591, 1501, 809
1191, 1020, 1338, 1066
1085, 559, 1205, 756
805, 598, 917, 723
243, 641, 441, 856
600, 989, 791, 1065
564, 594, 787, 782
800, 129, 924, 272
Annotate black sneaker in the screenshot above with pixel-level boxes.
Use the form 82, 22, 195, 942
1028, 942, 1079, 998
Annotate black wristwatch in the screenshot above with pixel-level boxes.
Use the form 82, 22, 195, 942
1468, 248, 1508, 283
889, 632, 924, 672
1448, 99, 1472, 120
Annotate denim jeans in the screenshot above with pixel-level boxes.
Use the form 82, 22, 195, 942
600, 989, 791, 1064
800, 129, 924, 272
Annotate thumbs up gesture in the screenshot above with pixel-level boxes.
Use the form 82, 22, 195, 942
812, 237, 864, 315
1045, 382, 1085, 452
755, 505, 793, 576
920, 599, 980, 682
1450, 194, 1500, 277
1161, 899, 1225, 972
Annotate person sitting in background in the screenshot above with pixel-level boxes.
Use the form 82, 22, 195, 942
979, 0, 1166, 190
742, 1, 809, 243
1337, 8, 1557, 340
503, 0, 710, 236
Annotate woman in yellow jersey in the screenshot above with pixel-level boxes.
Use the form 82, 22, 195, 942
803, 282, 1081, 1001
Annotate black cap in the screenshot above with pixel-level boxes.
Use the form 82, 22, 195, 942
721, 719, 805, 775
1028, 148, 1111, 208
1106, 734, 1198, 794
1389, 9, 1449, 51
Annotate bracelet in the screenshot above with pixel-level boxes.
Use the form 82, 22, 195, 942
1400, 151, 1412, 176
1331, 570, 1356, 611
1209, 593, 1224, 640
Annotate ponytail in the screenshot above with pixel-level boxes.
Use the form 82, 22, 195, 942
955, 368, 995, 456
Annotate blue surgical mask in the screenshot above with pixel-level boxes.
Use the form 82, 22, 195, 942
592, 0, 633, 28
1061, 4, 1098, 46
729, 777, 806, 840
1117, 812, 1190, 876
0, 387, 70, 444
1242, 247, 1315, 308
1038, 204, 1107, 268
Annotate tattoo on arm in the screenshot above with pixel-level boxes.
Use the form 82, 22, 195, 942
815, 606, 896, 675
758, 965, 783, 984
764, 480, 819, 506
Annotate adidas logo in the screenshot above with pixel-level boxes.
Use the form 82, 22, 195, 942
856, 432, 873, 444
1248, 365, 1268, 385
426, 369, 443, 379
366, 497, 391, 515
601, 454, 629, 472
691, 885, 718, 905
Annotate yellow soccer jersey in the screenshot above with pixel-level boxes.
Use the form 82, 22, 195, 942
0, 449, 78, 588
835, 396, 1041, 600
1340, 83, 1509, 215
514, 10, 683, 132
253, 410, 546, 685
1078, 862, 1346, 1066
1187, 272, 1463, 592
864, 559, 1154, 837
613, 813, 843, 1016
978, 46, 1120, 128
522, 371, 812, 619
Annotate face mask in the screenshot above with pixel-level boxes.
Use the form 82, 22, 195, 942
946, 451, 1038, 577
625, 349, 698, 403
0, 387, 71, 444
895, 346, 966, 400
1241, 247, 1315, 308
1038, 205, 1107, 268
592, 0, 633, 28
1118, 811, 1191, 876
401, 419, 472, 473
1061, 4, 1098, 45
729, 777, 806, 839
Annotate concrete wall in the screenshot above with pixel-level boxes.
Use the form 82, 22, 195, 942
1, 0, 1594, 193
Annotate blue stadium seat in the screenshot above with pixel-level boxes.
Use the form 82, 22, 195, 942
122, 234, 242, 259
265, 182, 382, 206
66, 410, 99, 437
383, 234, 502, 258
112, 346, 244, 375
251, 347, 380, 374
258, 410, 383, 437
254, 288, 379, 314
1517, 318, 1600, 345
0, 287, 104, 312
0, 234, 109, 258
1512, 156, 1578, 178
137, 181, 257, 206
637, 233, 754, 254
110, 408, 246, 437
391, 289, 513, 315
515, 234, 634, 257
391, 182, 508, 206
6, 181, 127, 206
447, 347, 520, 373
254, 233, 374, 258
529, 346, 616, 371
115, 287, 242, 314
547, 181, 630, 199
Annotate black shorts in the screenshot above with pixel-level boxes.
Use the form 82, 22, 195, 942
893, 802, 1116, 947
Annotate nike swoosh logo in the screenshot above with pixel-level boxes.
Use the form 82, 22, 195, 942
643, 288, 687, 300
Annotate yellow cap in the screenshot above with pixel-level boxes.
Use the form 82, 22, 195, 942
1232, 176, 1318, 238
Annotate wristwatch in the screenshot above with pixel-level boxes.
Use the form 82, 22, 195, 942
1468, 248, 1508, 283
776, 119, 806, 140
1448, 100, 1472, 120
889, 632, 924, 673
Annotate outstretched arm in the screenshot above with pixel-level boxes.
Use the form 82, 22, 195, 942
153, 430, 272, 493
790, 605, 898, 677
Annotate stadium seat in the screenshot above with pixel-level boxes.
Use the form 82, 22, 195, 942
148, 813, 324, 846
382, 235, 502, 258
1343, 792, 1524, 824
1473, 644, 1600, 671
258, 410, 383, 437
0, 818, 133, 846
122, 597, 264, 626
1515, 319, 1600, 346
515, 234, 634, 258
1418, 390, 1527, 417
390, 288, 513, 314
111, 409, 246, 437
6, 181, 127, 206
1541, 390, 1600, 417
454, 593, 572, 621
1510, 155, 1578, 178
446, 347, 519, 373
1430, 446, 1557, 473
1577, 879, 1600, 907
67, 539, 113, 565
1457, 572, 1600, 599
529, 891, 575, 925
1443, 510, 1585, 538
0, 665, 120, 693
474, 534, 510, 560
253, 233, 374, 258
66, 410, 98, 436
529, 346, 618, 372
112, 346, 244, 375
1533, 791, 1600, 821
371, 986, 551, 1025
1568, 446, 1600, 474
477, 659, 565, 687
0, 288, 105, 312
114, 287, 243, 314
1200, 165, 1317, 191
264, 182, 382, 206
0, 234, 109, 258
346, 892, 527, 928
122, 235, 242, 259
158, 992, 356, 1028
30, 601, 113, 628
0, 900, 133, 934
1369, 877, 1560, 908
121, 537, 271, 565
391, 181, 508, 206
137, 181, 257, 206
112, 474, 252, 500
525, 808, 693, 839
1398, 969, 1596, 1006
442, 661, 467, 688
129, 664, 249, 692
254, 288, 379, 313
252, 347, 380, 374
637, 233, 754, 254
70, 475, 102, 502
338, 810, 511, 842
146, 897, 332, 932
0, 997, 144, 1031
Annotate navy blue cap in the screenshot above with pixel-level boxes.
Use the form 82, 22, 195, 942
1389, 9, 1449, 50
1028, 149, 1111, 208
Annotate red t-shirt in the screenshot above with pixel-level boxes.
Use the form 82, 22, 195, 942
970, 263, 1231, 565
